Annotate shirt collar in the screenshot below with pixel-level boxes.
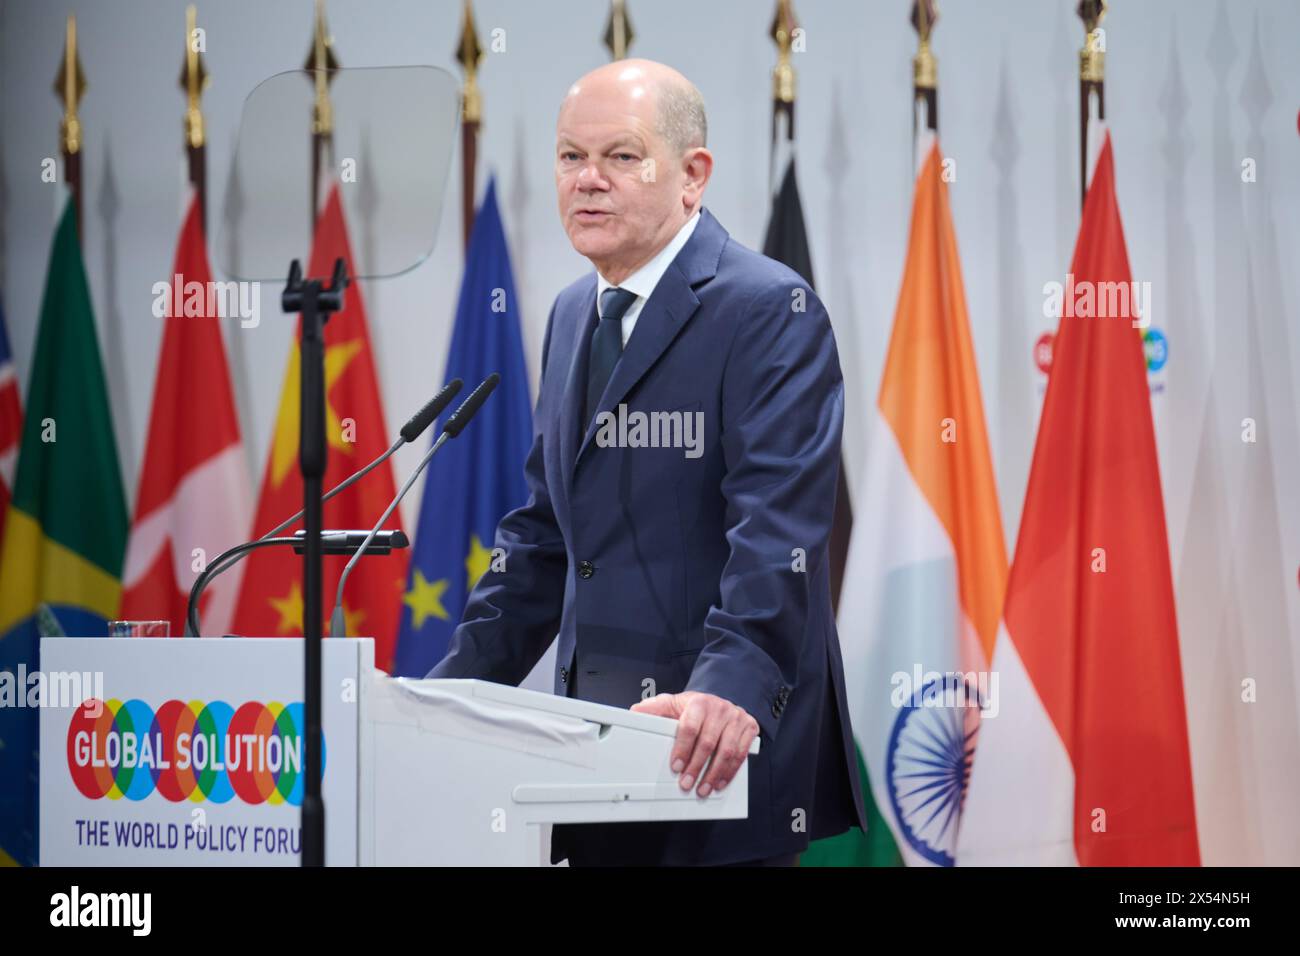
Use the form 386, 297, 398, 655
597, 210, 702, 312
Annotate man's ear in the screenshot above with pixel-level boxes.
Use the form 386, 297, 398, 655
682, 147, 713, 209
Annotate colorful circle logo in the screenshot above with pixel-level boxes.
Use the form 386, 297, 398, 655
1143, 327, 1168, 372
1034, 332, 1055, 374
66, 699, 323, 805
1032, 328, 1168, 375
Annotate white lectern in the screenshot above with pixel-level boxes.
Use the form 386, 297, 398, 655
364, 676, 756, 865
39, 638, 755, 866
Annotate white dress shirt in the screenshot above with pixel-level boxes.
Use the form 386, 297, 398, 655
596, 210, 701, 347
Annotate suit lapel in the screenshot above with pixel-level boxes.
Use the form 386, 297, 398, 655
558, 277, 599, 510
572, 208, 729, 467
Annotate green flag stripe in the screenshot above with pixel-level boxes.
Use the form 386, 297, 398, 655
799, 743, 904, 867
9, 198, 127, 576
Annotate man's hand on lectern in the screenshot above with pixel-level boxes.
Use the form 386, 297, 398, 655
630, 691, 759, 798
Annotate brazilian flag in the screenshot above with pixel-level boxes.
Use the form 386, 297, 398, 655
0, 195, 127, 866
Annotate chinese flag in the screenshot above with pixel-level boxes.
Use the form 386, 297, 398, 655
230, 184, 407, 670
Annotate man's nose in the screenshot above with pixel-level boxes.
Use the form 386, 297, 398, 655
576, 162, 610, 191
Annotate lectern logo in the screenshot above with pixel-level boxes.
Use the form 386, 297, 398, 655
66, 698, 325, 806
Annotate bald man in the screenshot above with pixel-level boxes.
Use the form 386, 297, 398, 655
428, 60, 867, 866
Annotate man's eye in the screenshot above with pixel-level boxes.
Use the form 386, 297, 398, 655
615, 153, 637, 162
560, 152, 581, 162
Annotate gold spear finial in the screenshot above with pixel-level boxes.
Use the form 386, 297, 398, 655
456, 0, 484, 124
53, 15, 87, 155
770, 0, 797, 105
603, 1, 634, 61
179, 5, 210, 149
1078, 0, 1107, 83
303, 0, 340, 136
911, 1, 939, 91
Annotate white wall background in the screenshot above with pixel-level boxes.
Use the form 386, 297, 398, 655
3, 0, 1299, 863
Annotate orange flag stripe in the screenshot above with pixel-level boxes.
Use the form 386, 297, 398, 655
877, 144, 1008, 661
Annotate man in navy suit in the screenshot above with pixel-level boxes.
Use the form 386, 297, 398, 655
427, 59, 866, 865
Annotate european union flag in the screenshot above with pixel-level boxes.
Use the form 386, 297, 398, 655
393, 177, 532, 677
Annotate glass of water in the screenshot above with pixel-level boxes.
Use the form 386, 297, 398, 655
107, 620, 170, 638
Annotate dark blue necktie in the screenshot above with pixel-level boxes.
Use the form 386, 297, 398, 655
585, 286, 638, 429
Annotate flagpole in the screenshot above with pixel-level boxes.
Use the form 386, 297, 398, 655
305, 0, 339, 230
1077, 0, 1107, 208
769, 0, 796, 195
911, 1, 939, 156
54, 15, 86, 243
762, 0, 854, 616
180, 4, 209, 232
457, 1, 483, 253
604, 0, 634, 61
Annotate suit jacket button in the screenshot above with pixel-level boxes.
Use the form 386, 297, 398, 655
578, 560, 595, 579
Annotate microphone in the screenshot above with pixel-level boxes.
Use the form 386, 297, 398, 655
400, 386, 460, 444
183, 383, 461, 636
442, 372, 500, 438
329, 373, 500, 637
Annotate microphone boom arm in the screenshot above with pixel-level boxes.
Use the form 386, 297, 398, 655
329, 432, 447, 637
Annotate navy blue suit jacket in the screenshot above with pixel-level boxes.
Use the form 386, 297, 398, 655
427, 207, 868, 865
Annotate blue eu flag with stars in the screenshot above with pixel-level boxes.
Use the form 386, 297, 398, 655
393, 178, 533, 677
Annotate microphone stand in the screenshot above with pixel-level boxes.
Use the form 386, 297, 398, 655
185, 531, 409, 640
281, 256, 347, 868
329, 433, 447, 638
184, 380, 463, 637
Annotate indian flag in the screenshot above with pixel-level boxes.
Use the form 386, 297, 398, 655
804, 135, 1007, 866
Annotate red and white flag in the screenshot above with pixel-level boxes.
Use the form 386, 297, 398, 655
0, 299, 20, 544
957, 131, 1200, 865
120, 193, 251, 635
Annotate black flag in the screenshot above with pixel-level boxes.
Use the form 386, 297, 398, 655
762, 155, 854, 613
763, 161, 814, 284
